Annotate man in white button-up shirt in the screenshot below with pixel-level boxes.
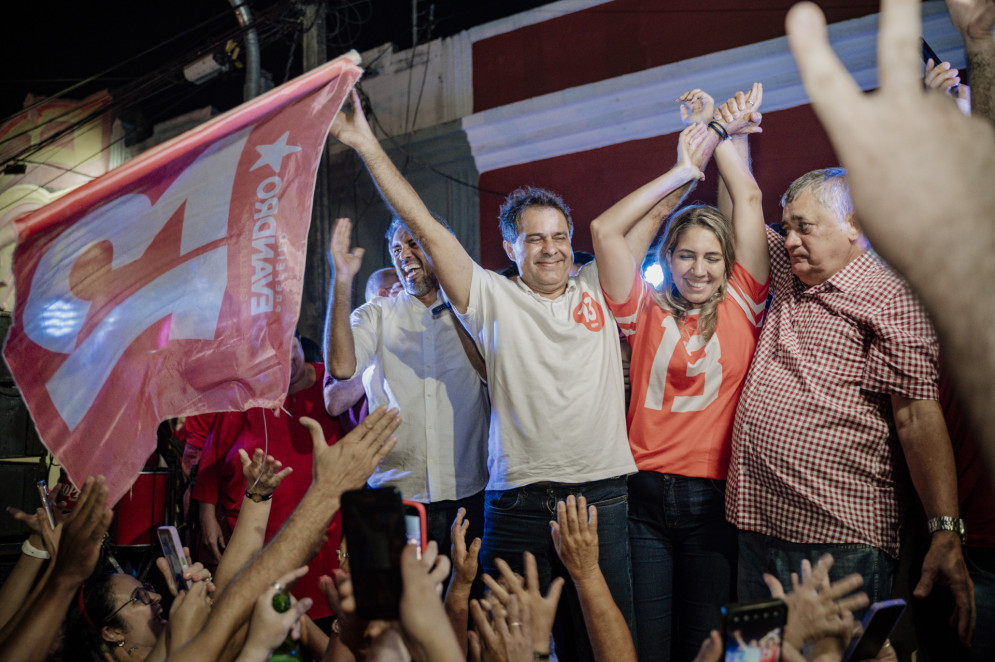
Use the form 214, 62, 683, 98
324, 214, 490, 561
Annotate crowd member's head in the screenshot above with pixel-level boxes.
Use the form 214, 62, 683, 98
364, 267, 401, 303
652, 204, 735, 341
499, 186, 575, 297
569, 250, 594, 277
64, 573, 166, 662
780, 168, 865, 287
386, 215, 450, 304
287, 336, 312, 394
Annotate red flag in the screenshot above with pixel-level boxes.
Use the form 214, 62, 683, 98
3, 54, 362, 504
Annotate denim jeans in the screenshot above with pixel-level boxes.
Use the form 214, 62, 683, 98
481, 477, 633, 662
628, 472, 737, 662
738, 530, 897, 617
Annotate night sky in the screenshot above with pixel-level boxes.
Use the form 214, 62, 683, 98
1, 0, 552, 131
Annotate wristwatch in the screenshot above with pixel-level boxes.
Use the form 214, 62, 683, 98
245, 489, 274, 503
927, 516, 966, 545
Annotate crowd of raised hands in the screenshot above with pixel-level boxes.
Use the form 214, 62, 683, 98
2, 0, 994, 659
0, 406, 895, 662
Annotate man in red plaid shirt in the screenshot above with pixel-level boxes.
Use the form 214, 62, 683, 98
726, 168, 975, 644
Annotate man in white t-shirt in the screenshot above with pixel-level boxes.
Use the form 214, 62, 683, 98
330, 92, 635, 662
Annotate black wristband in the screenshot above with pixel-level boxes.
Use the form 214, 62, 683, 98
533, 654, 551, 661
707, 120, 730, 140
245, 489, 274, 503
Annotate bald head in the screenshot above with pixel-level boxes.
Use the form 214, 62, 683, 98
365, 267, 400, 303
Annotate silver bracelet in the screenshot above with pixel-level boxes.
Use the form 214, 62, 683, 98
22, 539, 50, 559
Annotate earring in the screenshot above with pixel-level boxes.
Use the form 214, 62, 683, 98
115, 640, 125, 648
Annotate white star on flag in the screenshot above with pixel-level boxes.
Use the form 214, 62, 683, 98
251, 131, 302, 173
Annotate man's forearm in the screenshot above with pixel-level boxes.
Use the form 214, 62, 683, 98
214, 498, 272, 593
893, 397, 960, 519
444, 583, 472, 656
327, 278, 358, 380
350, 137, 473, 311
572, 574, 636, 662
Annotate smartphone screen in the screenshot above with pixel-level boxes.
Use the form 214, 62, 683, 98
156, 526, 191, 590
402, 500, 427, 557
722, 598, 787, 662
341, 487, 406, 620
841, 599, 906, 662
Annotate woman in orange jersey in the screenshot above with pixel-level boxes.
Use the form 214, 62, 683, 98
591, 85, 768, 662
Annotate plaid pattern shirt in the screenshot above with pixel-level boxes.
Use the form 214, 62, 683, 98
726, 227, 940, 557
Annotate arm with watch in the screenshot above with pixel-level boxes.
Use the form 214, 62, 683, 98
891, 395, 975, 645
212, 448, 292, 594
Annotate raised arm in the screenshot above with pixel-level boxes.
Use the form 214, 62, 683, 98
616, 89, 724, 258
590, 123, 707, 303
329, 90, 474, 313
712, 84, 769, 284
211, 449, 292, 593
0, 477, 112, 662
324, 373, 365, 417
714, 86, 763, 220
946, 0, 995, 122
167, 408, 400, 662
444, 507, 481, 656
324, 217, 364, 380
551, 496, 636, 662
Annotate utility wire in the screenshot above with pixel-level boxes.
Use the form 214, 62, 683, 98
357, 85, 507, 198
1, 1, 294, 162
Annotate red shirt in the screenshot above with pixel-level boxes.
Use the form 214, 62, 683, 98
606, 263, 767, 479
727, 228, 940, 557
193, 364, 342, 618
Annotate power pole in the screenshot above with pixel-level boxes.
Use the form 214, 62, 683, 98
301, 1, 331, 345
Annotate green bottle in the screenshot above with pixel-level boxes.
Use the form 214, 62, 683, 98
268, 591, 302, 662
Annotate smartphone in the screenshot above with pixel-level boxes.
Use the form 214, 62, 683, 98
721, 598, 787, 662
340, 487, 406, 620
841, 598, 906, 662
402, 500, 427, 558
921, 37, 941, 65
36, 480, 56, 530
156, 525, 191, 591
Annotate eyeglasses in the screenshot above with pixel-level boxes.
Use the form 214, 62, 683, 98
105, 583, 155, 623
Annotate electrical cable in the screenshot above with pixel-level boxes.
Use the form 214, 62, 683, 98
1, 1, 293, 161
356, 85, 507, 198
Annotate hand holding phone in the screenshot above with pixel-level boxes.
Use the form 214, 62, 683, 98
340, 487, 406, 620
841, 599, 906, 662
721, 598, 787, 662
402, 500, 427, 558
157, 525, 192, 591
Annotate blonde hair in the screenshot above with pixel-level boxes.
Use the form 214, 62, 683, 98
649, 205, 735, 341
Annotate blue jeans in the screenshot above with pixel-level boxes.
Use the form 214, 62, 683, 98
628, 472, 736, 662
738, 530, 897, 617
481, 477, 633, 662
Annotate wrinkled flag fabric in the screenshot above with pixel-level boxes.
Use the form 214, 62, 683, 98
3, 54, 362, 504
